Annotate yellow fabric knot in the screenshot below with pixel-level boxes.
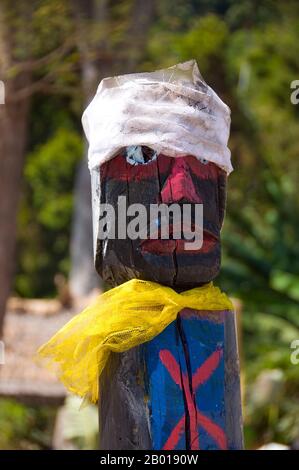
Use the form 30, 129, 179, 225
37, 279, 233, 403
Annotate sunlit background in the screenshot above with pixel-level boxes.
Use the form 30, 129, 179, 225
0, 0, 299, 450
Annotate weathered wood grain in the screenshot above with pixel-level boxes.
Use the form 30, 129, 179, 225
224, 310, 244, 449
98, 347, 151, 450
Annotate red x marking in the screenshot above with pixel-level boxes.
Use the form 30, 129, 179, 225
159, 348, 227, 450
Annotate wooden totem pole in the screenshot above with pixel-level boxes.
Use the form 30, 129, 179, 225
38, 60, 243, 451
84, 60, 243, 450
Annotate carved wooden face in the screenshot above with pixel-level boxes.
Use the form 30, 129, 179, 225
94, 146, 226, 289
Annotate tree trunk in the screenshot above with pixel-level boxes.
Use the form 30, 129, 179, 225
0, 79, 31, 336
123, 0, 156, 72
0, 0, 33, 336
69, 156, 99, 297
69, 0, 111, 297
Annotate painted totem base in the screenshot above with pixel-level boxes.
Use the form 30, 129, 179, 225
98, 309, 243, 450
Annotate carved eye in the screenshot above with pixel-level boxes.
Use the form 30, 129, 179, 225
199, 157, 209, 165
126, 146, 157, 166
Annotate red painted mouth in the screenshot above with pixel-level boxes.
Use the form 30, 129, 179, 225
140, 229, 218, 255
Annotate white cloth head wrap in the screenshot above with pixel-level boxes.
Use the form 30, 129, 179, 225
82, 60, 233, 174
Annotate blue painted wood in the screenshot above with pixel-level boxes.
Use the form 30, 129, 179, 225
179, 310, 226, 450
143, 309, 227, 450
142, 320, 187, 450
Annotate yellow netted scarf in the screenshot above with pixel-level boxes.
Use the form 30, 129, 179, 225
37, 279, 233, 403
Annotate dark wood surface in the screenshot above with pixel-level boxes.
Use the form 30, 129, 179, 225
224, 309, 244, 449
98, 347, 151, 450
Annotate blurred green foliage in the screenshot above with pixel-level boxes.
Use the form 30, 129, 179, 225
0, 399, 56, 449
8, 0, 299, 449
16, 127, 82, 297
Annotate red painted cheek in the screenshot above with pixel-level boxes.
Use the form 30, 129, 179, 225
161, 159, 203, 204
101, 154, 127, 180
186, 156, 220, 180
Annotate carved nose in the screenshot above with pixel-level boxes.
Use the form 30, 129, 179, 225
161, 158, 202, 203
